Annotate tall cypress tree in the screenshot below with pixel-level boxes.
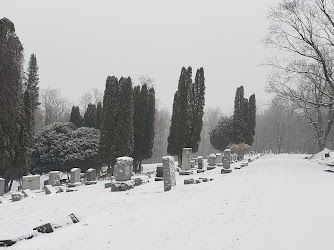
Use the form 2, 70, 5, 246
98, 76, 119, 173
143, 87, 155, 160
84, 103, 97, 128
114, 77, 134, 159
189, 67, 206, 152
24, 54, 40, 109
96, 101, 103, 130
246, 94, 256, 145
168, 67, 201, 166
70, 106, 83, 128
132, 85, 146, 171
0, 18, 25, 192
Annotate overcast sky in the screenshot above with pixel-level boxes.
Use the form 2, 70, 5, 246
2, 0, 280, 114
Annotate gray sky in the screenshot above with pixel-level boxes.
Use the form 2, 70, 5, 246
2, 0, 279, 114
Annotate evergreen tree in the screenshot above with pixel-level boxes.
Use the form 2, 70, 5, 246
246, 94, 256, 145
70, 106, 83, 128
132, 85, 145, 171
143, 87, 155, 160
24, 54, 40, 109
114, 77, 134, 159
98, 76, 120, 173
210, 116, 233, 151
168, 66, 205, 166
0, 18, 25, 192
96, 101, 103, 130
189, 67, 206, 152
84, 103, 97, 128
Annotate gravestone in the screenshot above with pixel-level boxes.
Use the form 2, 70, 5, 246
114, 157, 133, 181
194, 158, 198, 165
49, 171, 60, 187
181, 148, 192, 171
111, 180, 135, 192
208, 154, 216, 166
22, 175, 40, 190
0, 178, 4, 196
86, 168, 97, 181
190, 160, 195, 169
156, 164, 163, 178
11, 192, 24, 202
223, 149, 231, 170
162, 156, 176, 192
215, 153, 223, 166
197, 156, 203, 169
70, 168, 81, 184
44, 185, 57, 195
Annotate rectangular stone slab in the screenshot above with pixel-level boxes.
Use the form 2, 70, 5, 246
22, 175, 40, 191
0, 178, 4, 196
70, 168, 81, 184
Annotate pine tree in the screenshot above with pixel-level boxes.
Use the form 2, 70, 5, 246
96, 101, 103, 130
24, 54, 40, 109
143, 87, 155, 160
167, 67, 193, 166
232, 86, 246, 144
246, 94, 256, 145
84, 103, 97, 128
210, 116, 233, 151
70, 106, 83, 128
189, 67, 205, 152
114, 77, 134, 158
0, 18, 25, 192
98, 76, 119, 173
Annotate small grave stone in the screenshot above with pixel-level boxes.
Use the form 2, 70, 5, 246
197, 156, 203, 169
179, 170, 193, 175
162, 156, 176, 192
182, 148, 192, 171
325, 153, 330, 158
195, 179, 203, 184
22, 175, 40, 191
111, 180, 135, 192
221, 169, 232, 174
184, 179, 195, 185
223, 149, 231, 170
22, 189, 35, 198
33, 223, 53, 233
199, 177, 208, 182
114, 157, 133, 181
156, 164, 163, 178
215, 153, 223, 166
248, 158, 252, 163
105, 182, 112, 188
132, 178, 143, 186
190, 160, 195, 169
207, 166, 216, 170
69, 213, 80, 224
44, 180, 49, 187
11, 192, 24, 202
194, 158, 198, 165
86, 168, 97, 181
197, 169, 205, 173
208, 154, 216, 166
155, 177, 164, 181
44, 185, 56, 195
70, 168, 81, 184
0, 178, 4, 196
66, 188, 77, 193
56, 187, 64, 193
49, 171, 60, 187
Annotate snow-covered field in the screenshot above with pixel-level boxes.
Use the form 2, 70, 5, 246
1, 154, 334, 250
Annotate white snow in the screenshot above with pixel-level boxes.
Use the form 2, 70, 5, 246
1, 154, 334, 249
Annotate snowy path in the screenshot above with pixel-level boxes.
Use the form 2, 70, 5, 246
1, 155, 334, 249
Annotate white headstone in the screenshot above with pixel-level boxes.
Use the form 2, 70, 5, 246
208, 154, 216, 166
162, 156, 176, 192
223, 149, 231, 169
87, 168, 97, 181
215, 153, 223, 166
114, 157, 133, 181
22, 175, 40, 190
70, 168, 81, 184
197, 156, 203, 169
182, 148, 192, 171
49, 171, 60, 186
0, 178, 5, 196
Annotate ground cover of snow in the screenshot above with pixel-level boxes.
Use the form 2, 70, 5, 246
1, 154, 334, 250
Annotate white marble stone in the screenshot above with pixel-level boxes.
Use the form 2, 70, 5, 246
114, 157, 133, 181
70, 168, 81, 184
181, 148, 192, 171
49, 171, 60, 187
223, 149, 232, 169
22, 175, 40, 190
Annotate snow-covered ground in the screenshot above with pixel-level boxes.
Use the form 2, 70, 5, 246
1, 154, 334, 250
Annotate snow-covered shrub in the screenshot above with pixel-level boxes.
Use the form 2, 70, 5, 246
30, 122, 101, 174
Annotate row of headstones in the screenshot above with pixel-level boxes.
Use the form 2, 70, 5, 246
0, 168, 97, 197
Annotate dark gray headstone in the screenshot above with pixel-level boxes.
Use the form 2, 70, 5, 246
223, 149, 231, 170
11, 192, 24, 202
33, 223, 53, 233
156, 165, 163, 178
86, 168, 97, 181
0, 178, 4, 196
208, 154, 216, 166
184, 179, 195, 185
70, 168, 81, 184
197, 156, 203, 169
